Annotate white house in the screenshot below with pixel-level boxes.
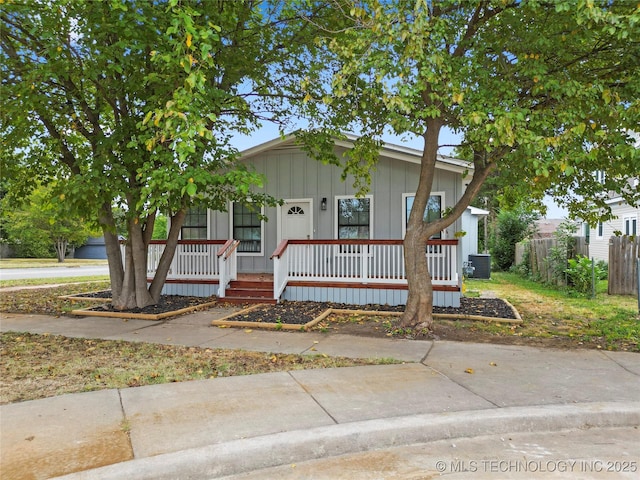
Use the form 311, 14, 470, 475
588, 188, 639, 263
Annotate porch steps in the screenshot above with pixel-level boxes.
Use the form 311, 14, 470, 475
223, 280, 277, 305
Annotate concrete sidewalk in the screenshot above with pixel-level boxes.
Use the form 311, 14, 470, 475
1, 310, 639, 479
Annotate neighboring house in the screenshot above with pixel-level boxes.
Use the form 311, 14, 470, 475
74, 236, 108, 259
587, 133, 640, 262
533, 219, 566, 239
149, 135, 477, 307
587, 187, 639, 263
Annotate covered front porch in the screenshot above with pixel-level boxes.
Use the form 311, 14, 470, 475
145, 239, 461, 307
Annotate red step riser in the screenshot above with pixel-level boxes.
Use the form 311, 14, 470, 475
226, 290, 273, 298
222, 297, 277, 305
229, 281, 274, 289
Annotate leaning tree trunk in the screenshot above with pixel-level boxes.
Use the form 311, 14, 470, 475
400, 228, 435, 329
148, 208, 186, 301
399, 120, 443, 329
101, 204, 126, 305
400, 121, 498, 329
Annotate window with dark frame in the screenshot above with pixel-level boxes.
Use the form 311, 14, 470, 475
181, 206, 207, 239
337, 198, 371, 240
233, 202, 261, 253
624, 216, 637, 236
405, 194, 442, 239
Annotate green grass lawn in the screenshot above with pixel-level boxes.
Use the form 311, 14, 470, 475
466, 272, 639, 351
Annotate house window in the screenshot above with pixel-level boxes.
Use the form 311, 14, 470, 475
232, 202, 263, 254
181, 206, 208, 239
597, 221, 604, 239
595, 170, 606, 184
583, 223, 590, 244
336, 196, 372, 239
288, 206, 304, 215
624, 216, 637, 236
402, 193, 444, 239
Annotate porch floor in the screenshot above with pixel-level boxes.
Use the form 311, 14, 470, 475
236, 273, 274, 282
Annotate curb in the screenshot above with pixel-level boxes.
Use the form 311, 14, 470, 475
54, 401, 640, 480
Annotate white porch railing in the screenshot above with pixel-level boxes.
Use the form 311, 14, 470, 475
271, 239, 459, 300
144, 240, 239, 298
216, 239, 240, 298
130, 239, 228, 284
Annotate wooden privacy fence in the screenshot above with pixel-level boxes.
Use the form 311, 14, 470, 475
519, 237, 589, 285
608, 236, 639, 296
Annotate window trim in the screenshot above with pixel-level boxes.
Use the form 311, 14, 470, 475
401, 192, 446, 239
229, 201, 264, 256
623, 215, 638, 236
334, 195, 374, 240
180, 206, 209, 240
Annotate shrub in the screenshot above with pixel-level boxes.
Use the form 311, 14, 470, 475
565, 255, 607, 295
490, 207, 538, 271
545, 221, 577, 286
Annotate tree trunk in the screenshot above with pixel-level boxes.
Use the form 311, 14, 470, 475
149, 208, 186, 301
400, 228, 434, 329
399, 120, 442, 329
111, 215, 155, 309
400, 121, 498, 329
55, 238, 67, 263
101, 204, 189, 310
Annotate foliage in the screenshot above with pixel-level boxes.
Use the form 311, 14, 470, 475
544, 221, 578, 286
152, 214, 168, 240
513, 240, 532, 277
292, 0, 640, 326
565, 255, 608, 296
0, 185, 95, 260
1, 0, 319, 307
490, 207, 538, 271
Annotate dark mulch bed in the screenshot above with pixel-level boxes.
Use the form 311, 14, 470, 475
435, 297, 516, 318
212, 298, 516, 325
73, 290, 112, 299
76, 292, 515, 323
85, 294, 214, 315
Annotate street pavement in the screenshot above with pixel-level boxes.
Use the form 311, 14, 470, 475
0, 308, 639, 479
0, 265, 109, 281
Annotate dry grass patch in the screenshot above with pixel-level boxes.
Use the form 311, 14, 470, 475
0, 331, 396, 404
467, 273, 639, 351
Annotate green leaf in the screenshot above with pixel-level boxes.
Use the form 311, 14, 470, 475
186, 183, 197, 196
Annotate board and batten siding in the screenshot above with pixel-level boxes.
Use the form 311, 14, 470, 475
210, 145, 465, 273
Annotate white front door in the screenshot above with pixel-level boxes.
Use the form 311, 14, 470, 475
280, 200, 313, 241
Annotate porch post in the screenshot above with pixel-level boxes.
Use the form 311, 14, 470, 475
361, 243, 368, 282
218, 252, 227, 298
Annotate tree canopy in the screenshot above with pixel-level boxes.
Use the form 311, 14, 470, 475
0, 184, 95, 261
1, 0, 320, 307
293, 0, 640, 326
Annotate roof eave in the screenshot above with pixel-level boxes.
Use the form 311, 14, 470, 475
240, 134, 474, 174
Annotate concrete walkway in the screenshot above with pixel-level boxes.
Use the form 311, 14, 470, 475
1, 309, 639, 479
